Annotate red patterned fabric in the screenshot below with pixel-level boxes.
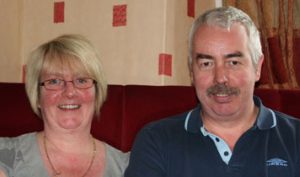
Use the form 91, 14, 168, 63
293, 37, 300, 84
267, 37, 289, 84
0, 83, 300, 152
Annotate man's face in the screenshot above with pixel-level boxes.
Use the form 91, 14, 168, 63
191, 23, 263, 120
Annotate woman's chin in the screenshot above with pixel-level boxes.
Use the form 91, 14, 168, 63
58, 118, 83, 130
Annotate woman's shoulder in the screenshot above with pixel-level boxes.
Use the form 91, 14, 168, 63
0, 132, 37, 148
103, 143, 130, 177
105, 143, 129, 160
0, 132, 42, 176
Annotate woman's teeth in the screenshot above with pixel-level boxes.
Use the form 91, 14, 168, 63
58, 104, 80, 110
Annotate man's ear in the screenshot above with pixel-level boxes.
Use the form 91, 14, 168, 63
188, 56, 195, 86
255, 55, 264, 81
190, 72, 195, 86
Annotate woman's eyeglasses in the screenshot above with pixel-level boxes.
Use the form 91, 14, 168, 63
39, 78, 96, 90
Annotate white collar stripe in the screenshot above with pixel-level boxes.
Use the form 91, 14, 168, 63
269, 108, 277, 128
184, 110, 193, 131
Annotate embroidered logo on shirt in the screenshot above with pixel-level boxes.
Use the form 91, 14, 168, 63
266, 158, 288, 167
0, 148, 24, 170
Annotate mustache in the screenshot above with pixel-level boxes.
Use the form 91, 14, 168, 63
207, 84, 240, 96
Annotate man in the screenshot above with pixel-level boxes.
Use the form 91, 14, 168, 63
125, 6, 300, 177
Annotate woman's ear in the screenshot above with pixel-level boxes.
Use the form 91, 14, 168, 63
37, 101, 41, 108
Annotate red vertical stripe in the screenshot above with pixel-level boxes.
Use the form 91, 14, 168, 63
113, 4, 127, 27
159, 53, 172, 76
54, 2, 65, 23
187, 0, 195, 18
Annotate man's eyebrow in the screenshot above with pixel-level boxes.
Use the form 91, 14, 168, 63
195, 53, 213, 60
225, 52, 243, 58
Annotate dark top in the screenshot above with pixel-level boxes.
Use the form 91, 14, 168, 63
125, 96, 300, 177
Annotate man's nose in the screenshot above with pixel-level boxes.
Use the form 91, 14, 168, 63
214, 65, 228, 84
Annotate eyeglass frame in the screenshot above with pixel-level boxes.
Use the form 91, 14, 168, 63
39, 78, 97, 91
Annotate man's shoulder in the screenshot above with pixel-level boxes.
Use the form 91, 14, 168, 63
138, 110, 192, 139
146, 111, 189, 129
272, 110, 300, 137
274, 110, 300, 125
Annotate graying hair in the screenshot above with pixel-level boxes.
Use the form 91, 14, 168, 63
188, 6, 262, 67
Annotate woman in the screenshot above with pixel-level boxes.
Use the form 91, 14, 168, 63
0, 34, 129, 177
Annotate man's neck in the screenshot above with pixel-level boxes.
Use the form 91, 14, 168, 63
202, 104, 259, 150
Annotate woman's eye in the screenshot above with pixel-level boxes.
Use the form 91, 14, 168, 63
77, 78, 87, 84
48, 79, 61, 85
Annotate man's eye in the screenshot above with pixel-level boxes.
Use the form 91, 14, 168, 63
199, 60, 214, 69
203, 62, 212, 67
228, 60, 240, 66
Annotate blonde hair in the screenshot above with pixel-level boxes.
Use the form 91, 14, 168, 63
25, 34, 107, 117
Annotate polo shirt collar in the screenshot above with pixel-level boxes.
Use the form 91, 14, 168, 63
184, 96, 277, 133
254, 96, 277, 130
184, 106, 202, 133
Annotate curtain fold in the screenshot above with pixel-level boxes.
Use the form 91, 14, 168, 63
224, 0, 300, 89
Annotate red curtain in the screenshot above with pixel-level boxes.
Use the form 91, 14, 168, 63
224, 0, 300, 89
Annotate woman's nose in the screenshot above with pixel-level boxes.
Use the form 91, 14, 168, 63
63, 81, 76, 97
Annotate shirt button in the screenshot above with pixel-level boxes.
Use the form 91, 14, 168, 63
224, 151, 229, 156
215, 137, 220, 142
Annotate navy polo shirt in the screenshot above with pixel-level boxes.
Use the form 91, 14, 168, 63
125, 96, 300, 177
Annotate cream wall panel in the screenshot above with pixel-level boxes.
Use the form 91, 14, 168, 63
21, 0, 167, 85
100, 0, 167, 85
163, 0, 217, 85
0, 0, 22, 82
162, 0, 191, 85
1, 0, 218, 85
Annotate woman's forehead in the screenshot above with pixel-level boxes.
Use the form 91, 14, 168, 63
41, 55, 89, 76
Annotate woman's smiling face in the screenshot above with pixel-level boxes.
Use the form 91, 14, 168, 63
38, 57, 96, 130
